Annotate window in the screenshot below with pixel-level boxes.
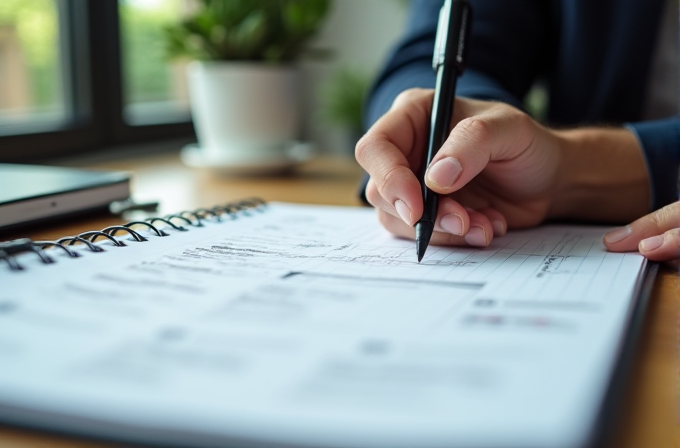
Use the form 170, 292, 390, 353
0, 0, 194, 163
119, 0, 190, 125
0, 0, 67, 134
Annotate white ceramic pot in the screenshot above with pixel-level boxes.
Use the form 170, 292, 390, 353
187, 61, 302, 165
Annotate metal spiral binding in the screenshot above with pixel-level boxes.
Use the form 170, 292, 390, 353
0, 197, 265, 272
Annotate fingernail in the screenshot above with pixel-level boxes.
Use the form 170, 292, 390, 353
465, 225, 487, 247
440, 213, 464, 235
426, 157, 462, 189
492, 220, 505, 236
604, 226, 632, 243
640, 235, 664, 251
394, 199, 412, 226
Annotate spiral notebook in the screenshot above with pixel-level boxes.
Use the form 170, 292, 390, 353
0, 200, 654, 448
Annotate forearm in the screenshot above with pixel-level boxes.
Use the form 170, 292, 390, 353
549, 127, 651, 224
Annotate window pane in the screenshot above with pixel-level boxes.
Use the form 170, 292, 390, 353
119, 0, 190, 125
0, 0, 66, 134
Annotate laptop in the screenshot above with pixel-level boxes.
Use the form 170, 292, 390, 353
0, 163, 131, 232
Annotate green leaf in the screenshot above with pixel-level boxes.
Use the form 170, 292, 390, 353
163, 0, 332, 62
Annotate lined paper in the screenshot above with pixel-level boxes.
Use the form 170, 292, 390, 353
0, 203, 648, 448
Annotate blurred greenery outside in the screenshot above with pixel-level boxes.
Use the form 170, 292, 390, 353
0, 0, 188, 121
0, 0, 62, 118
119, 0, 190, 115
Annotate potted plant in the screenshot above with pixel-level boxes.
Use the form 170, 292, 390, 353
164, 0, 331, 173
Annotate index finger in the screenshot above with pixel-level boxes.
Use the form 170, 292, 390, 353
355, 88, 433, 225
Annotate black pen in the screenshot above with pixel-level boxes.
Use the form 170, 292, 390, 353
415, 0, 472, 262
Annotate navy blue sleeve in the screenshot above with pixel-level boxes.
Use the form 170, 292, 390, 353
627, 118, 680, 210
364, 0, 552, 129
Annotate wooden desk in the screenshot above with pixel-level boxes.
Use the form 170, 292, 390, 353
0, 152, 677, 448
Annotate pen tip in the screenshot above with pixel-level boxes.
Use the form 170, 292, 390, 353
415, 220, 434, 263
416, 242, 425, 263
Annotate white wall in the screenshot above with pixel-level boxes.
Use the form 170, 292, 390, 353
301, 0, 408, 157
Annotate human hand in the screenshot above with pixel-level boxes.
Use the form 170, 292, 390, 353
604, 202, 680, 262
355, 89, 562, 247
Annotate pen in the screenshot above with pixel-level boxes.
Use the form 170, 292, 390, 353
415, 0, 472, 262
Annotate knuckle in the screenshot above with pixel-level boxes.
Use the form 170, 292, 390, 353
666, 202, 680, 226
354, 134, 372, 163
393, 88, 429, 108
513, 109, 534, 134
364, 163, 405, 205
379, 165, 404, 194
649, 210, 664, 228
456, 117, 491, 146
649, 203, 680, 228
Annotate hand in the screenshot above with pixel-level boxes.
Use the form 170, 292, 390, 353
356, 88, 651, 248
604, 202, 680, 262
355, 90, 563, 247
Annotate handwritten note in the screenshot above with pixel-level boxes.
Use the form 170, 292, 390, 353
0, 203, 648, 448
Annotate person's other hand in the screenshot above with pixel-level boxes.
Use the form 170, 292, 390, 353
604, 202, 680, 262
355, 90, 562, 247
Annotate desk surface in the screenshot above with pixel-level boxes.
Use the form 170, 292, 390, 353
0, 152, 677, 448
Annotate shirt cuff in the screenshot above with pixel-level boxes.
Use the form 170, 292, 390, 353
625, 117, 680, 211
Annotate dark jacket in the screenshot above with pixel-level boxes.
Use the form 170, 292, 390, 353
364, 0, 679, 210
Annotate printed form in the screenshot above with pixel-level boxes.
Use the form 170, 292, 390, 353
0, 203, 648, 448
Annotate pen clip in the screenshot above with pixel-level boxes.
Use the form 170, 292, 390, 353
432, 0, 451, 70
432, 0, 472, 73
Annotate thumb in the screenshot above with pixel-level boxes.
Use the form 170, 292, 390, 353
424, 103, 535, 194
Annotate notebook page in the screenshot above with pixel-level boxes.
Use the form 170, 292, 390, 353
0, 202, 647, 448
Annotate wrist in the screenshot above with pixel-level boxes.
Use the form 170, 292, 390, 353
548, 127, 651, 223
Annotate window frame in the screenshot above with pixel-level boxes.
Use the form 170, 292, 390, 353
0, 0, 194, 163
